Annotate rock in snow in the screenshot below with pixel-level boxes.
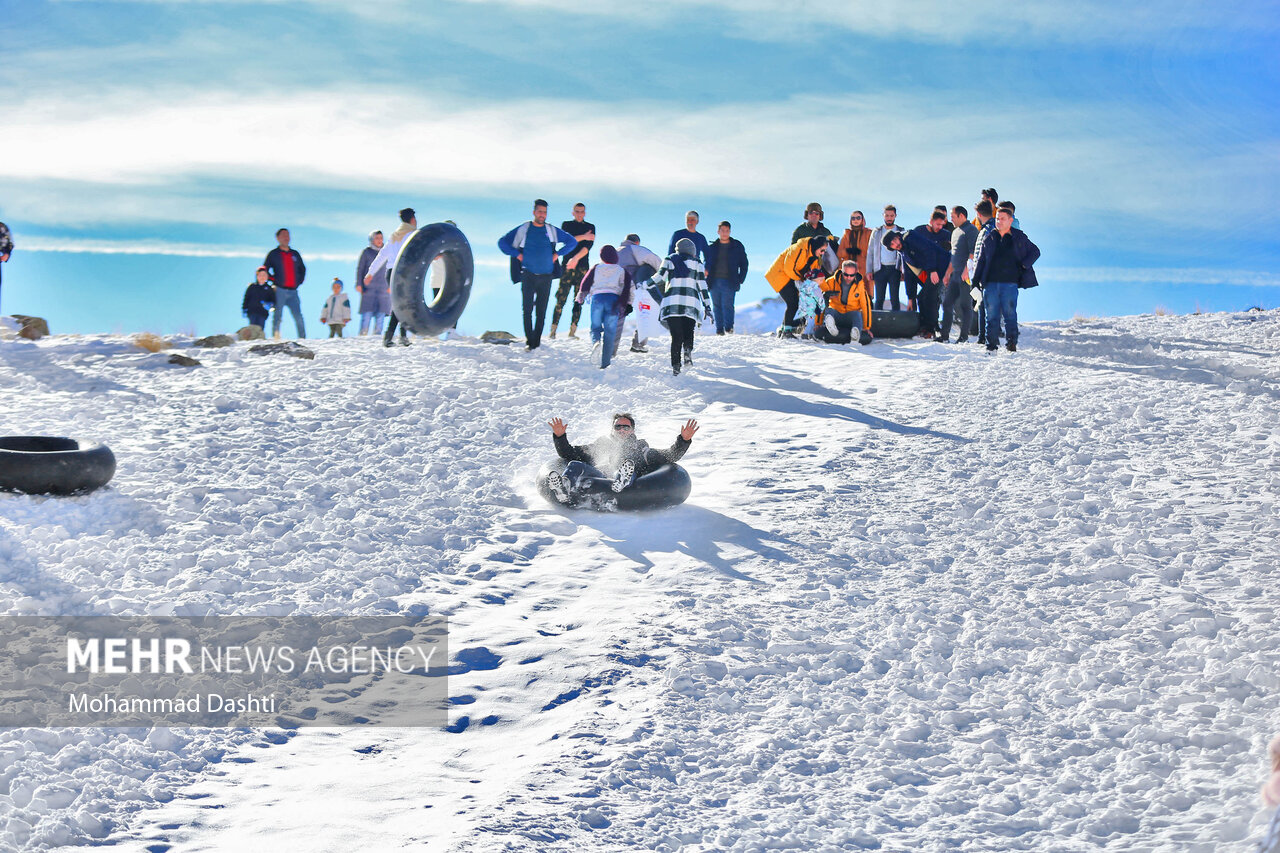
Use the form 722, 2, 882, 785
0, 308, 1278, 851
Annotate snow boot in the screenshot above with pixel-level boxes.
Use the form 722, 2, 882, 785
823, 313, 839, 338
611, 460, 636, 493
1006, 341, 1017, 352
546, 471, 572, 504
683, 350, 693, 366
568, 323, 578, 339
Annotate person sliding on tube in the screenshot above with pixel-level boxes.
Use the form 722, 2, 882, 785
545, 413, 698, 507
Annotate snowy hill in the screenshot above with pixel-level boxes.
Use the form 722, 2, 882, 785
1, 307, 1278, 851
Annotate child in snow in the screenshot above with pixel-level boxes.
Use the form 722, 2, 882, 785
653, 238, 712, 376
575, 244, 633, 370
545, 413, 699, 508
320, 278, 352, 338
241, 266, 274, 331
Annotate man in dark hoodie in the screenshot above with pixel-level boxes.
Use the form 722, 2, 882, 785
971, 207, 1040, 352
545, 413, 699, 507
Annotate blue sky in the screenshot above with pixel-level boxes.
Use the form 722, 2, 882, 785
1, 0, 1278, 336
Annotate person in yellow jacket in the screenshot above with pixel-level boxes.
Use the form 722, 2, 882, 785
815, 260, 874, 345
765, 234, 836, 336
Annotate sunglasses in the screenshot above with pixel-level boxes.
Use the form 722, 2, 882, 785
613, 423, 633, 431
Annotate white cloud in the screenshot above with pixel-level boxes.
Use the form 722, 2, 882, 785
17, 236, 508, 266
1040, 267, 1280, 287
2, 87, 1270, 233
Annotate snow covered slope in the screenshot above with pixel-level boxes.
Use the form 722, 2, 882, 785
1, 308, 1278, 851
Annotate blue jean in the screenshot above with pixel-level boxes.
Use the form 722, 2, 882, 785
359, 312, 387, 335
708, 278, 736, 333
273, 287, 306, 338
589, 293, 620, 367
983, 282, 1018, 346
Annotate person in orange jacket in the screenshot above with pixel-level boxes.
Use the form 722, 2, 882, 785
765, 234, 837, 336
816, 260, 873, 345
837, 211, 873, 302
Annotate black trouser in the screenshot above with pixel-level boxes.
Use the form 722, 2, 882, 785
778, 282, 800, 328
383, 311, 409, 344
940, 279, 974, 340
521, 271, 554, 348
551, 265, 585, 328
668, 316, 695, 370
917, 278, 941, 335
873, 267, 901, 311
815, 308, 857, 344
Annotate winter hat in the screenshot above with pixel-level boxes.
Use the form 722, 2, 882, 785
332, 277, 343, 287
399, 207, 416, 223
256, 265, 267, 273
599, 244, 618, 264
882, 231, 902, 249
805, 202, 824, 219
675, 238, 696, 258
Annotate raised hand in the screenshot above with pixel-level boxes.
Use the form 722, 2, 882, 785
680, 419, 699, 441
548, 417, 567, 436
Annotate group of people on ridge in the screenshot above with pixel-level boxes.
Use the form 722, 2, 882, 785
238, 186, 1037, 360
764, 189, 1038, 352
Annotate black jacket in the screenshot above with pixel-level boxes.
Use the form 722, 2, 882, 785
242, 282, 274, 317
554, 432, 690, 477
264, 247, 306, 289
900, 226, 951, 276
972, 228, 1040, 289
703, 238, 750, 290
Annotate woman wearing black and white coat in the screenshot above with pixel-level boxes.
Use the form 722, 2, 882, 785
654, 238, 712, 376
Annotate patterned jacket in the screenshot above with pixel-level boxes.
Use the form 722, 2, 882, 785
654, 253, 712, 328
0, 222, 12, 257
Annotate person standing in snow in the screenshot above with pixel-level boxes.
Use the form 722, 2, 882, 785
550, 202, 596, 340
938, 206, 979, 343
971, 206, 1040, 353
365, 208, 417, 347
655, 238, 712, 376
320, 278, 352, 337
0, 220, 12, 313
544, 413, 699, 506
616, 234, 664, 355
498, 199, 579, 351
667, 210, 708, 263
970, 199, 998, 344
356, 230, 391, 336
241, 266, 274, 331
867, 205, 906, 312
703, 221, 749, 336
264, 228, 307, 338
575, 245, 633, 370
791, 202, 833, 244
890, 211, 951, 339
837, 211, 873, 300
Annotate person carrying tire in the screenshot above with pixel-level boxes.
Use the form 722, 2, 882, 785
545, 414, 698, 507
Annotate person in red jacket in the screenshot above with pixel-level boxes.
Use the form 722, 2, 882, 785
264, 228, 307, 338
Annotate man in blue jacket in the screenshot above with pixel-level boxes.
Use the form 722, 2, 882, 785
883, 212, 951, 339
498, 199, 579, 350
971, 207, 1040, 353
703, 221, 749, 335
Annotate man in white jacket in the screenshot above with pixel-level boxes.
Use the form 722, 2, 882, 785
365, 208, 417, 347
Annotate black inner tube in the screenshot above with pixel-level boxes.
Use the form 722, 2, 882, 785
0, 436, 117, 495
391, 222, 474, 336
